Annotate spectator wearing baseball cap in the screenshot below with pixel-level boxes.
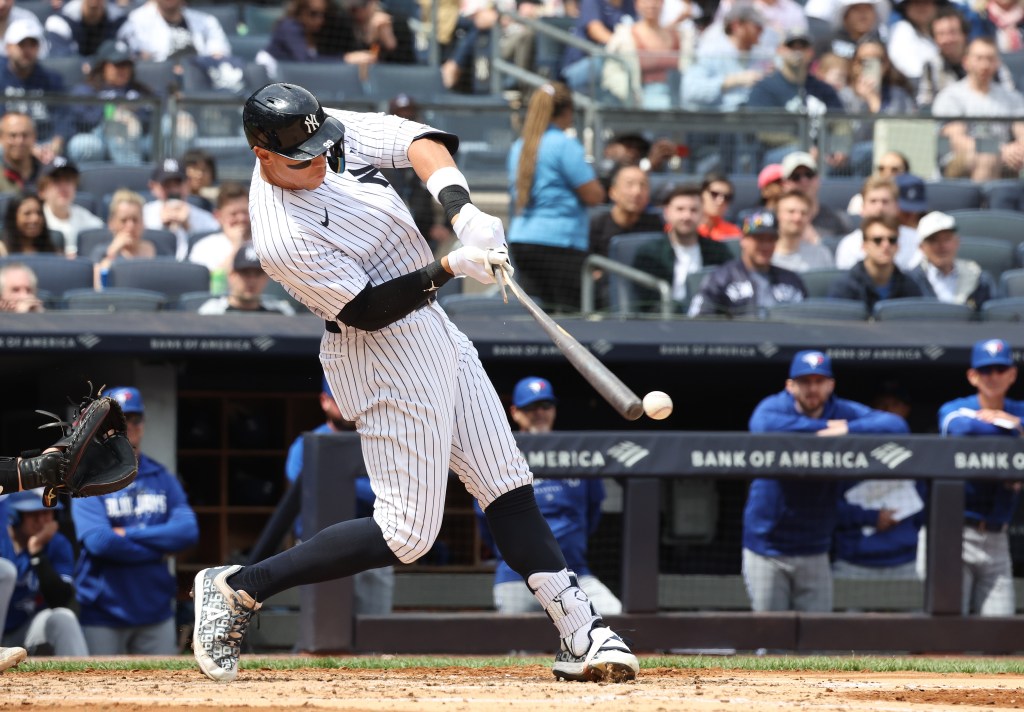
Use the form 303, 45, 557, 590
757, 163, 785, 210
71, 386, 199, 655
198, 243, 296, 315
0, 20, 69, 163
688, 208, 808, 318
743, 347, 909, 613
144, 158, 220, 261
939, 338, 1024, 616
780, 151, 851, 239
37, 157, 103, 257
828, 213, 923, 311
682, 4, 770, 111
907, 211, 995, 310
475, 375, 622, 615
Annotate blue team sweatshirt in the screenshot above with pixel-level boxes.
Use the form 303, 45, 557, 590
5, 532, 76, 632
476, 477, 604, 584
939, 395, 1024, 526
832, 480, 927, 567
72, 453, 199, 627
743, 391, 910, 557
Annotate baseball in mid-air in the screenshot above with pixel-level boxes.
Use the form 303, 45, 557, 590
643, 391, 673, 420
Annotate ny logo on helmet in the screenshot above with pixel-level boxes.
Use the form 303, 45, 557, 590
304, 114, 320, 133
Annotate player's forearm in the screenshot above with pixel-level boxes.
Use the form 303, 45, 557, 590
409, 137, 458, 184
336, 261, 452, 331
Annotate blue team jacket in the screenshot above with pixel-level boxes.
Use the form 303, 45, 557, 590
743, 391, 910, 557
285, 423, 376, 539
4, 532, 76, 632
939, 395, 1024, 527
832, 480, 927, 567
476, 477, 604, 584
72, 453, 199, 627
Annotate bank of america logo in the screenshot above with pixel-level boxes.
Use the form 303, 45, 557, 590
607, 441, 650, 468
871, 442, 913, 469
252, 336, 275, 351
923, 345, 945, 360
77, 334, 100, 349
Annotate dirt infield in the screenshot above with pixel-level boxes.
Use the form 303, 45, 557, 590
4, 665, 1024, 711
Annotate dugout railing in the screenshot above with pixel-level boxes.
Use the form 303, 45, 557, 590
295, 430, 1024, 655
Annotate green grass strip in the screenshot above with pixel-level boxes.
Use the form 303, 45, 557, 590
10, 655, 1024, 675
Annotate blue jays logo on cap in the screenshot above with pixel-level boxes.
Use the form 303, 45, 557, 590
105, 386, 144, 414
512, 377, 557, 409
972, 338, 1014, 369
789, 350, 833, 379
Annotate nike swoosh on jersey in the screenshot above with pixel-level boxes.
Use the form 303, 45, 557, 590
321, 208, 330, 227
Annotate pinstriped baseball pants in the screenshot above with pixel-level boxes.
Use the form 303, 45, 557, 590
321, 302, 533, 564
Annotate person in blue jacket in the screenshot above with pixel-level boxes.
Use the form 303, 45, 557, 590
939, 338, 1024, 616
476, 377, 622, 614
0, 495, 23, 672
832, 480, 928, 580
285, 376, 393, 616
72, 386, 199, 654
2, 489, 88, 657
743, 350, 910, 612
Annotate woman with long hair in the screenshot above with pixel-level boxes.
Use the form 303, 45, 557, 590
507, 83, 605, 312
93, 190, 157, 288
2, 194, 56, 255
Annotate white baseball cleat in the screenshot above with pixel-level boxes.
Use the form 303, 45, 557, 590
0, 646, 27, 673
552, 623, 639, 683
191, 565, 261, 683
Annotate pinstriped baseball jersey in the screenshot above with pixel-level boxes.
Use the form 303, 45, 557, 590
249, 109, 533, 563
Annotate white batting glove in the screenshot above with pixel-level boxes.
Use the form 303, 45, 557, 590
446, 246, 514, 285
453, 204, 508, 250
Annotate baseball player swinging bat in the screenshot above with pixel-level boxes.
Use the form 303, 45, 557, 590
500, 271, 644, 421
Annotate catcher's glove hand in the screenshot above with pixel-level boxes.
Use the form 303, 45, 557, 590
19, 392, 137, 506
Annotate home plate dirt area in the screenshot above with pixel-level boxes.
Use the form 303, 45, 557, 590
4, 666, 1024, 711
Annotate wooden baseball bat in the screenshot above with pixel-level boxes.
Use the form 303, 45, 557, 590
504, 273, 643, 421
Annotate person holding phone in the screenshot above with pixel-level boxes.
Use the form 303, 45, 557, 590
838, 40, 916, 175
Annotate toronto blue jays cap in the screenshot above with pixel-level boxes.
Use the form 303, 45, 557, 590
513, 377, 557, 409
972, 338, 1014, 369
789, 350, 833, 379
106, 386, 144, 414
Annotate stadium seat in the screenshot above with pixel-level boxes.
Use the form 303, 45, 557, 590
78, 165, 153, 199
727, 174, 760, 218
193, 3, 240, 34
107, 259, 210, 299
956, 235, 1016, 280
998, 268, 1024, 297
981, 179, 1024, 211
925, 180, 983, 212
63, 287, 166, 312
682, 267, 716, 311
274, 62, 366, 101
134, 62, 179, 95
768, 298, 869, 322
606, 232, 668, 313
801, 268, 847, 298
243, 4, 284, 34
0, 254, 93, 293
176, 290, 215, 312
1000, 51, 1024, 88
948, 209, 1024, 250
230, 36, 271, 63
872, 297, 975, 321
41, 56, 87, 89
981, 296, 1024, 321
817, 178, 863, 214
722, 238, 741, 260
262, 278, 308, 315
367, 64, 447, 102
74, 191, 99, 216
77, 229, 178, 260
439, 292, 538, 318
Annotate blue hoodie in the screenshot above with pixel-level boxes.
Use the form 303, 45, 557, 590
72, 453, 199, 627
939, 394, 1024, 527
5, 531, 76, 633
476, 477, 604, 585
743, 390, 910, 557
832, 480, 927, 567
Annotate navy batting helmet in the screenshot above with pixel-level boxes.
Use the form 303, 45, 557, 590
243, 83, 345, 172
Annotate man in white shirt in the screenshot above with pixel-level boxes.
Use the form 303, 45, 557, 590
187, 181, 250, 292
834, 175, 921, 270
37, 158, 103, 257
771, 190, 834, 272
932, 37, 1024, 181
116, 0, 230, 62
143, 158, 219, 261
906, 210, 996, 311
198, 243, 296, 316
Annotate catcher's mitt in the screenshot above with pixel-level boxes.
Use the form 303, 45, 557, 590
19, 392, 137, 506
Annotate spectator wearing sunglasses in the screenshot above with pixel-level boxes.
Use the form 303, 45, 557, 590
907, 211, 995, 311
697, 173, 741, 240
828, 213, 922, 311
780, 152, 850, 241
939, 338, 1024, 616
